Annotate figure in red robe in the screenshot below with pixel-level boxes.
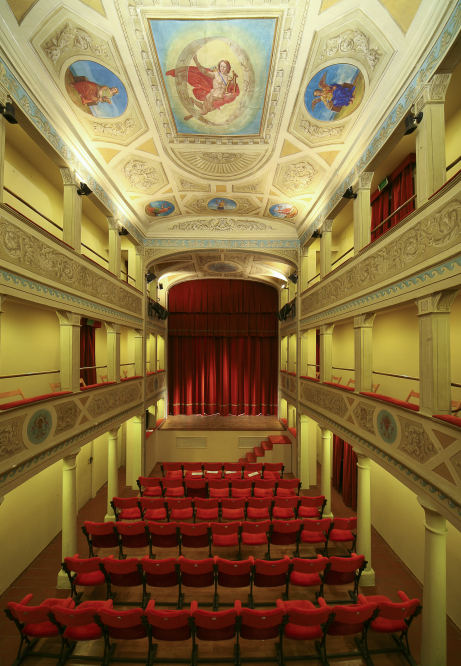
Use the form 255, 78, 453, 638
70, 77, 119, 107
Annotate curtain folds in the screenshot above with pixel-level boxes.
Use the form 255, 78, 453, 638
370, 153, 415, 242
80, 325, 96, 386
332, 435, 357, 510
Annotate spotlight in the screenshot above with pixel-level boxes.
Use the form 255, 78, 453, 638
118, 227, 129, 236
0, 97, 18, 124
146, 270, 156, 284
151, 301, 169, 320
404, 111, 423, 135
288, 272, 298, 284
77, 182, 92, 196
342, 186, 357, 200
158, 283, 164, 290
312, 229, 322, 239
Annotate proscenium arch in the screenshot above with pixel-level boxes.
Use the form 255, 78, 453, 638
144, 248, 299, 271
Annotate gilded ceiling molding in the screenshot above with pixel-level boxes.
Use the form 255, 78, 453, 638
168, 219, 275, 232
232, 173, 269, 194
273, 156, 325, 197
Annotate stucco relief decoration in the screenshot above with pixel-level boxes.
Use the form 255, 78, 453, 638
27, 409, 53, 445
0, 219, 142, 316
300, 381, 348, 419
280, 373, 287, 390
274, 157, 322, 197
301, 200, 461, 316
147, 374, 160, 394
171, 149, 265, 178
225, 254, 250, 268
289, 377, 297, 395
169, 219, 275, 232
122, 160, 159, 190
0, 416, 26, 461
93, 119, 135, 137
43, 23, 110, 66
353, 402, 375, 435
398, 417, 438, 463
377, 409, 397, 444
87, 384, 141, 418
319, 30, 382, 71
55, 401, 81, 435
299, 117, 344, 139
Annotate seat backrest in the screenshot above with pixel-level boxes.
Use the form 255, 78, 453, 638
272, 519, 302, 534
299, 495, 325, 508
277, 600, 331, 627
83, 521, 116, 536
273, 496, 299, 509
331, 517, 357, 532
221, 498, 246, 509
183, 463, 203, 472
254, 557, 291, 575
167, 497, 192, 510
208, 479, 229, 489
375, 596, 421, 620
406, 390, 420, 403
328, 602, 377, 634
145, 604, 191, 631
114, 521, 147, 536
302, 518, 331, 533
101, 556, 139, 575
8, 600, 56, 624
138, 476, 161, 489
245, 463, 263, 472
192, 607, 238, 633
254, 479, 276, 490
210, 521, 240, 535
140, 497, 166, 510
162, 462, 183, 474
232, 480, 253, 490
179, 522, 209, 537
223, 463, 243, 472
194, 498, 219, 510
178, 556, 215, 575
64, 555, 102, 574
239, 608, 285, 639
161, 478, 184, 488
324, 555, 365, 585
51, 600, 112, 627
0, 388, 26, 402
291, 555, 328, 574
247, 497, 272, 509
111, 496, 139, 509
147, 521, 178, 536
203, 463, 223, 473
240, 520, 271, 534
97, 607, 145, 636
140, 556, 177, 575
263, 463, 283, 471
185, 478, 206, 488
277, 479, 301, 490
216, 557, 254, 575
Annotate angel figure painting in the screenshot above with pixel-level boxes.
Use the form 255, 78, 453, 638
305, 64, 365, 122
65, 60, 128, 118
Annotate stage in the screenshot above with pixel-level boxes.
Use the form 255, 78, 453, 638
159, 415, 284, 431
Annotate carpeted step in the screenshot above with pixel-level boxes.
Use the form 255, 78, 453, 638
246, 451, 257, 463
268, 435, 292, 446
254, 446, 264, 458
261, 440, 273, 451
280, 418, 288, 426
288, 428, 297, 439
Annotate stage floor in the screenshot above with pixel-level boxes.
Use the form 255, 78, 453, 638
159, 415, 284, 431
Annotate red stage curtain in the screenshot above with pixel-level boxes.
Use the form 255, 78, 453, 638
370, 187, 390, 241
80, 325, 96, 386
168, 280, 278, 416
332, 436, 357, 510
391, 162, 415, 224
370, 154, 415, 242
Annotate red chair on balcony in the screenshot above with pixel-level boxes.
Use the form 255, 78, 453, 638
272, 496, 299, 520
138, 497, 167, 523
167, 498, 194, 522
267, 519, 303, 561
318, 554, 367, 604
183, 463, 204, 478
161, 462, 183, 479
95, 607, 148, 665
321, 599, 378, 664
191, 601, 240, 663
296, 518, 332, 558
100, 556, 149, 607
239, 521, 272, 560
220, 498, 246, 522
146, 522, 180, 559
203, 463, 223, 478
213, 557, 254, 611
246, 497, 272, 521
61, 555, 106, 602
223, 462, 243, 479
209, 522, 240, 558
230, 479, 253, 499
82, 521, 119, 558
113, 521, 149, 560
239, 605, 287, 664
263, 462, 284, 480
143, 600, 193, 664
194, 498, 219, 523
49, 599, 113, 665
5, 595, 75, 666
139, 557, 179, 608
161, 478, 185, 498
325, 517, 357, 556
357, 591, 422, 665
178, 522, 210, 555
243, 463, 263, 479
276, 479, 301, 497
184, 477, 207, 500
177, 557, 216, 610
249, 556, 291, 608
253, 479, 276, 498
110, 496, 142, 521
297, 495, 326, 520
286, 556, 329, 601
276, 598, 333, 665
137, 476, 162, 498
208, 479, 230, 499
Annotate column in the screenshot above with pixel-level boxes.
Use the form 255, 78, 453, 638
134, 329, 144, 376
319, 323, 334, 383
105, 428, 120, 522
319, 428, 333, 518
0, 85, 6, 203
149, 333, 157, 375
57, 449, 80, 588
352, 448, 375, 585
415, 74, 451, 206
135, 246, 145, 292
300, 246, 309, 293
56, 311, 81, 392
131, 414, 145, 489
298, 415, 310, 489
319, 220, 333, 279
107, 217, 121, 277
105, 322, 121, 383
353, 172, 373, 254
417, 495, 447, 666
60, 168, 82, 252
353, 313, 376, 394
416, 291, 457, 415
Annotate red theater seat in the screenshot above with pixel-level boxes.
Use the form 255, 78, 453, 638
263, 462, 284, 480
231, 479, 253, 498
192, 601, 239, 660
146, 522, 180, 559
276, 598, 332, 663
276, 479, 301, 497
110, 496, 142, 522
95, 607, 147, 661
239, 521, 271, 559
268, 520, 303, 560
161, 462, 183, 479
61, 554, 106, 602
271, 496, 300, 520
208, 479, 230, 499
137, 476, 162, 497
246, 497, 272, 521
177, 557, 215, 610
239, 606, 286, 663
194, 498, 219, 522
139, 557, 179, 605
101, 556, 148, 607
253, 479, 276, 498
325, 517, 357, 556
82, 521, 119, 558
296, 518, 331, 557
220, 498, 246, 522
297, 495, 326, 520
319, 554, 367, 604
286, 555, 329, 600
113, 521, 149, 560
249, 557, 291, 608
213, 557, 254, 610
50, 599, 112, 657
161, 479, 185, 498
209, 522, 240, 557
138, 497, 167, 523
178, 522, 210, 554
167, 497, 194, 522
184, 477, 207, 499
323, 600, 377, 663
143, 600, 193, 662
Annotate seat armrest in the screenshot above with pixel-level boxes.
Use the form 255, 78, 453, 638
357, 594, 368, 605
398, 591, 410, 602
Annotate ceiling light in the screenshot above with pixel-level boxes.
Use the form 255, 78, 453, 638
0, 96, 18, 124
404, 111, 423, 135
77, 182, 92, 196
146, 270, 156, 284
118, 227, 129, 236
342, 186, 357, 200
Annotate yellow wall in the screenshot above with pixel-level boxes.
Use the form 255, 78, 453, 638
332, 320, 354, 386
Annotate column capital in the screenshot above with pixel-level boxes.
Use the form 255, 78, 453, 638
320, 219, 334, 233
354, 312, 376, 329
355, 172, 373, 190
133, 328, 143, 336
415, 73, 452, 113
319, 427, 331, 437
108, 427, 121, 437
135, 245, 145, 257
107, 216, 121, 231
56, 310, 81, 327
62, 449, 81, 470
301, 246, 309, 257
0, 293, 7, 312
105, 321, 121, 335
60, 168, 80, 187
415, 290, 457, 316
319, 323, 334, 336
0, 84, 7, 107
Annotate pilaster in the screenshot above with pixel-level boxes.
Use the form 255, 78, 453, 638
353, 313, 376, 394
353, 172, 373, 254
60, 168, 82, 252
135, 246, 145, 292
319, 323, 334, 383
107, 217, 121, 278
319, 219, 333, 279
0, 85, 6, 204
320, 427, 333, 518
57, 449, 80, 588
105, 428, 120, 522
105, 322, 121, 383
134, 329, 144, 376
56, 311, 81, 392
131, 414, 145, 488
352, 447, 375, 585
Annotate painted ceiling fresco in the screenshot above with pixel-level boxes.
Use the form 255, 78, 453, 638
0, 0, 452, 290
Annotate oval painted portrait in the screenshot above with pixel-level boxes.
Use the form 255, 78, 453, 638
207, 198, 237, 212
269, 203, 298, 220
304, 64, 365, 122
65, 60, 128, 118
145, 200, 175, 218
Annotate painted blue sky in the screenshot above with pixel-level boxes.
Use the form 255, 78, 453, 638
304, 64, 361, 122
68, 61, 128, 118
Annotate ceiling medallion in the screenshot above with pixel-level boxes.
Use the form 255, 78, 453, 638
207, 262, 238, 273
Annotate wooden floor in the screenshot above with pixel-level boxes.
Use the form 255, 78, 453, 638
1, 463, 460, 666
160, 415, 284, 431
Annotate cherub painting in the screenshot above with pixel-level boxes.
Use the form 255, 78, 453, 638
145, 201, 175, 218
305, 64, 365, 122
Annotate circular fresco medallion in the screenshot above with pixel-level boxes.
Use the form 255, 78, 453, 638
208, 262, 238, 273
304, 64, 365, 122
27, 409, 53, 445
207, 198, 237, 212
145, 200, 175, 218
269, 203, 298, 220
65, 60, 128, 118
377, 409, 398, 445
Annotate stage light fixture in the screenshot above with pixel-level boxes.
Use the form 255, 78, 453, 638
119, 227, 129, 236
288, 272, 298, 284
404, 111, 423, 135
0, 97, 18, 124
158, 283, 164, 290
151, 301, 169, 320
146, 270, 156, 284
77, 182, 92, 196
342, 186, 357, 200
312, 229, 322, 239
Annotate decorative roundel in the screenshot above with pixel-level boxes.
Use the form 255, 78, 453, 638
208, 262, 238, 273
27, 409, 53, 445
269, 203, 298, 220
207, 198, 237, 211
304, 63, 365, 122
376, 409, 398, 444
65, 60, 128, 118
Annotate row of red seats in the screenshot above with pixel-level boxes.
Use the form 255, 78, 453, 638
136, 476, 301, 499
5, 591, 422, 666
159, 461, 284, 479
82, 518, 356, 561
61, 553, 367, 610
